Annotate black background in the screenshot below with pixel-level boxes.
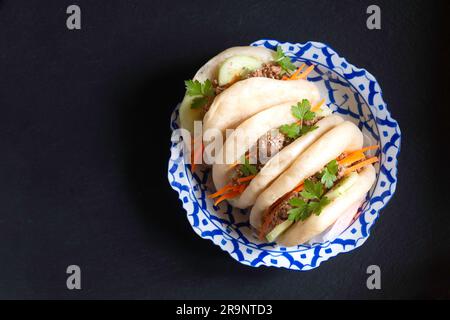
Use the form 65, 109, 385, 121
0, 0, 449, 299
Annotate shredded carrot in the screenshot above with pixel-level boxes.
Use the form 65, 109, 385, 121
236, 175, 256, 184
293, 183, 304, 193
337, 145, 379, 167
214, 191, 241, 206
208, 184, 234, 199
338, 151, 366, 166
209, 175, 253, 204
344, 157, 378, 175
311, 98, 325, 112
284, 64, 314, 81
295, 64, 314, 80
289, 63, 306, 80
359, 145, 379, 153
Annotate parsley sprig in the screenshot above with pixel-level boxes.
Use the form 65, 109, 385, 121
279, 100, 318, 139
239, 156, 258, 177
275, 46, 297, 73
292, 99, 315, 123
279, 123, 300, 139
184, 79, 215, 109
300, 179, 325, 200
287, 198, 309, 222
320, 160, 339, 188
286, 160, 340, 222
287, 179, 331, 222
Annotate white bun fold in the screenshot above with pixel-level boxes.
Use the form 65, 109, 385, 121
203, 77, 320, 136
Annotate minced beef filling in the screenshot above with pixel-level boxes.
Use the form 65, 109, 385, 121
254, 129, 288, 162
303, 117, 322, 127
213, 80, 227, 96
232, 129, 289, 182
231, 116, 324, 183
246, 62, 284, 80
264, 192, 300, 232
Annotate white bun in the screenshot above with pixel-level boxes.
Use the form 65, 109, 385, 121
203, 77, 320, 136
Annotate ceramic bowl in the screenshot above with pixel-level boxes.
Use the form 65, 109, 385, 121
168, 39, 401, 270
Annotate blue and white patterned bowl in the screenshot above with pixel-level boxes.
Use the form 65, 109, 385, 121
168, 39, 401, 271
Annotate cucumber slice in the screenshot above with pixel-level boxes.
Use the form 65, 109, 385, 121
266, 220, 293, 243
218, 55, 263, 86
325, 172, 359, 201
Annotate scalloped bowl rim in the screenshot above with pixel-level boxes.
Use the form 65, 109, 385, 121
167, 39, 401, 271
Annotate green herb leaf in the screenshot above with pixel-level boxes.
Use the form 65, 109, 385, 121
288, 197, 305, 207
279, 100, 317, 139
240, 165, 249, 176
248, 165, 258, 175
287, 177, 331, 222
308, 196, 331, 215
279, 123, 317, 140
287, 198, 310, 222
185, 79, 202, 96
300, 125, 318, 135
320, 159, 339, 188
240, 156, 258, 177
291, 99, 315, 123
190, 96, 209, 109
275, 46, 297, 73
279, 123, 300, 139
300, 179, 324, 200
185, 79, 214, 97
326, 159, 339, 175
185, 79, 215, 109
287, 207, 302, 221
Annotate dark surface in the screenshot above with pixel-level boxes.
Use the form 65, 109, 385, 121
0, 0, 448, 299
